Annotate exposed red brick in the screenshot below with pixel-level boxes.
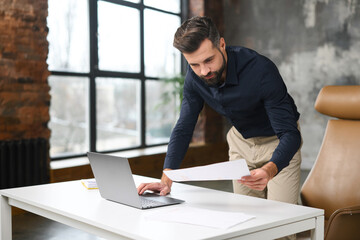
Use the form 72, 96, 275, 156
0, 0, 49, 141
189, 0, 205, 17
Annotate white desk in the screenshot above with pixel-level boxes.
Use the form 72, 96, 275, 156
1, 175, 324, 240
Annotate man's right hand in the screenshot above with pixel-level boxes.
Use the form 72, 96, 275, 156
137, 182, 171, 196
137, 169, 173, 196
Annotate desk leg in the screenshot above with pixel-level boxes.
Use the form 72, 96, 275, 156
311, 215, 324, 240
0, 195, 12, 240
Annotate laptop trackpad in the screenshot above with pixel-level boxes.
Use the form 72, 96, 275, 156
142, 192, 184, 204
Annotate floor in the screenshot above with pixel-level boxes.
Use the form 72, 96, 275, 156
13, 170, 311, 240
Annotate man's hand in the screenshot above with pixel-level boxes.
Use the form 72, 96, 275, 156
137, 169, 173, 196
237, 162, 278, 191
137, 182, 171, 196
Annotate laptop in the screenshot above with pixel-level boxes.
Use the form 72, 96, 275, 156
87, 152, 184, 209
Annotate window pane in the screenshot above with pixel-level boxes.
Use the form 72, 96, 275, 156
144, 9, 181, 78
47, 0, 89, 72
98, 1, 140, 72
96, 78, 140, 151
49, 76, 89, 157
146, 80, 179, 145
144, 0, 180, 13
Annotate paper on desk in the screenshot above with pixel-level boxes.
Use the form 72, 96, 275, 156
145, 206, 255, 229
163, 159, 250, 181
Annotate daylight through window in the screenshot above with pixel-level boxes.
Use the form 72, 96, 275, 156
47, 0, 183, 159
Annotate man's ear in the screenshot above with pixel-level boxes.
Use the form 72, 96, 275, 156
219, 37, 226, 50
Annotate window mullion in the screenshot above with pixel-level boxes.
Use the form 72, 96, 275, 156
89, 0, 98, 152
140, 1, 146, 147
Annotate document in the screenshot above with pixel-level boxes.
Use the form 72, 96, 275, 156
145, 206, 255, 229
163, 159, 250, 182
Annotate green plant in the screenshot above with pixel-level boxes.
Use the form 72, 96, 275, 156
158, 74, 185, 112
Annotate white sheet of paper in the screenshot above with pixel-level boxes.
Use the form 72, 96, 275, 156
145, 206, 255, 229
163, 159, 250, 182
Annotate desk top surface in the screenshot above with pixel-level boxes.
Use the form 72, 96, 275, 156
1, 175, 323, 240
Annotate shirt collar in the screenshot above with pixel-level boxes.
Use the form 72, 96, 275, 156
224, 47, 239, 86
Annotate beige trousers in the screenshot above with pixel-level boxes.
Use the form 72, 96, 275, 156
226, 126, 302, 240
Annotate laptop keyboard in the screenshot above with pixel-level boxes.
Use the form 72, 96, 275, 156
140, 198, 165, 208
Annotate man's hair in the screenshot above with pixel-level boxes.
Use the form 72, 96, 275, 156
173, 16, 220, 53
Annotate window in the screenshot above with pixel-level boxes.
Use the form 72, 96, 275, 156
47, 0, 183, 159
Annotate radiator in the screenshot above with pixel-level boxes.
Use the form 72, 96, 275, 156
0, 138, 49, 189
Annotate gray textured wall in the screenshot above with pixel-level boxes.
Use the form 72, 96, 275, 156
224, 0, 360, 169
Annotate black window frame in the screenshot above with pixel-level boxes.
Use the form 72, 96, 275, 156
50, 0, 187, 160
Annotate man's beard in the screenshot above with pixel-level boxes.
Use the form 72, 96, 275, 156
200, 50, 226, 87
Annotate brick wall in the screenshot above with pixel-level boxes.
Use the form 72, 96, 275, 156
0, 0, 50, 141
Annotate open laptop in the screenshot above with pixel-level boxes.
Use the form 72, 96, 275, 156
87, 152, 184, 209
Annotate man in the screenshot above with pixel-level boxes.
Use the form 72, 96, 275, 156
138, 16, 302, 207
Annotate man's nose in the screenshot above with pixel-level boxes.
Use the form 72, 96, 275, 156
200, 65, 211, 76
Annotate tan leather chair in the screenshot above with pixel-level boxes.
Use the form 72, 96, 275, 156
301, 85, 360, 240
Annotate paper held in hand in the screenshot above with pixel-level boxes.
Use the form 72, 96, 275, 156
163, 159, 250, 182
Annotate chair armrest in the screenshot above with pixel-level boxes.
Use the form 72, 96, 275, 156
325, 205, 360, 240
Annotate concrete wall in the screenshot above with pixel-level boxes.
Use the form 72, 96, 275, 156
223, 0, 360, 169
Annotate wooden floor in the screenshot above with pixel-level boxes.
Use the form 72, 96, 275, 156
13, 212, 105, 240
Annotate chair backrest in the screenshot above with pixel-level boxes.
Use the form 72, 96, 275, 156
301, 85, 360, 220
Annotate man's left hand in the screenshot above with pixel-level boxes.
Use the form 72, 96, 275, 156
238, 169, 270, 191
237, 162, 278, 191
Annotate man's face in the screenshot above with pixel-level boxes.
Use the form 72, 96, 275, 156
183, 38, 227, 87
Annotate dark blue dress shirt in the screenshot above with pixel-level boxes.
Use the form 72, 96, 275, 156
164, 46, 301, 173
